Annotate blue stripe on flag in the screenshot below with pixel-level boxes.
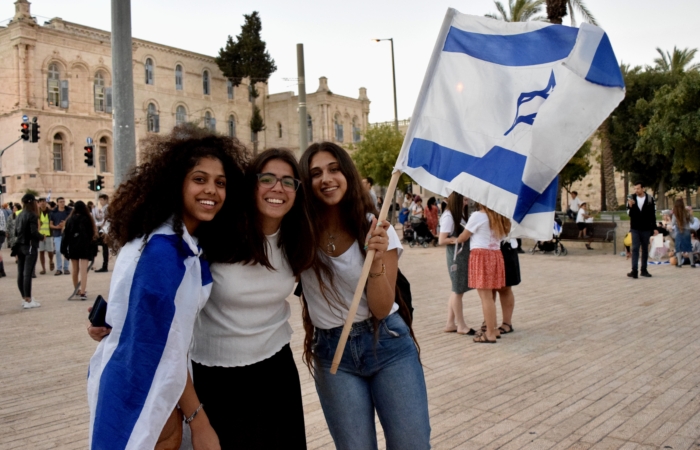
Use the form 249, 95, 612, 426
91, 234, 188, 449
407, 138, 556, 222
443, 25, 579, 66
201, 257, 212, 286
585, 33, 625, 88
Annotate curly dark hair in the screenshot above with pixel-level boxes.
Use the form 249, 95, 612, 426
106, 129, 247, 254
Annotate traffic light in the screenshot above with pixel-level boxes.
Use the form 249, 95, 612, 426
84, 145, 94, 167
95, 175, 104, 191
20, 122, 30, 141
88, 179, 96, 191
30, 117, 40, 143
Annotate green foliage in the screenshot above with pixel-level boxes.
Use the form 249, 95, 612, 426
559, 140, 592, 193
546, 0, 597, 26
250, 105, 265, 134
350, 124, 411, 187
216, 11, 277, 88
24, 188, 39, 197
653, 46, 700, 75
486, 0, 545, 22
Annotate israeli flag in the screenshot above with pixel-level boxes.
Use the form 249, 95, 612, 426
395, 9, 625, 240
87, 221, 212, 450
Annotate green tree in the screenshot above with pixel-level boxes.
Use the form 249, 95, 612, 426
653, 46, 700, 75
350, 124, 411, 188
216, 11, 277, 154
486, 0, 545, 22
546, 0, 597, 26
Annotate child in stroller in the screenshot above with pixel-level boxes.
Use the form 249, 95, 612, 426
530, 216, 567, 256
403, 216, 437, 248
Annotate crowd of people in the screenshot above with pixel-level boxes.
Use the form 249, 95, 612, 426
1, 194, 111, 307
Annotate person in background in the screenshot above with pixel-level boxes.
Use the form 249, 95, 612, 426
361, 176, 379, 212
567, 191, 581, 221
61, 201, 97, 300
0, 207, 6, 277
627, 182, 656, 278
87, 201, 94, 212
7, 204, 20, 263
425, 197, 440, 236
49, 197, 72, 275
690, 230, 700, 266
688, 206, 700, 232
94, 194, 110, 273
13, 194, 45, 309
576, 202, 594, 250
410, 196, 425, 221
671, 198, 693, 267
37, 198, 55, 275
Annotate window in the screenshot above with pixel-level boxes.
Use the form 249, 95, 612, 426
99, 137, 108, 173
47, 63, 61, 107
147, 103, 159, 132
176, 105, 187, 126
248, 84, 254, 102
203, 70, 210, 95
145, 58, 154, 85
278, 123, 283, 138
352, 117, 361, 143
228, 115, 236, 138
307, 114, 313, 142
334, 114, 344, 142
52, 133, 63, 171
227, 79, 234, 99
175, 64, 183, 90
204, 111, 215, 131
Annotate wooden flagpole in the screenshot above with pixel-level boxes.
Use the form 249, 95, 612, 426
330, 170, 402, 374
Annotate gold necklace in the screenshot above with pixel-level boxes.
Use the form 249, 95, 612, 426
326, 233, 336, 255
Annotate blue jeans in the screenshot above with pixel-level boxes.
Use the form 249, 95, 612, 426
313, 313, 431, 450
631, 229, 651, 272
53, 237, 69, 271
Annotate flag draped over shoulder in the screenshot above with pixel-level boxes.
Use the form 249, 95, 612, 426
395, 9, 625, 240
87, 221, 212, 450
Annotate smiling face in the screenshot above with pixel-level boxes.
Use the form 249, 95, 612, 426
256, 158, 296, 234
181, 157, 226, 235
309, 151, 347, 207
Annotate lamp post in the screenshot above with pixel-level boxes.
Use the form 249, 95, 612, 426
372, 38, 398, 132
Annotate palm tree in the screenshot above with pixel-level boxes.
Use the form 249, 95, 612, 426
546, 0, 597, 26
653, 47, 700, 75
486, 0, 546, 22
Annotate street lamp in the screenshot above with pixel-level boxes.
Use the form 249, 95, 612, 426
372, 38, 399, 132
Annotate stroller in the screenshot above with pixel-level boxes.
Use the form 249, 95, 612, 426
530, 216, 567, 256
403, 216, 437, 248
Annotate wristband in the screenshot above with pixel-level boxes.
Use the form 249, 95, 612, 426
184, 403, 203, 424
369, 263, 386, 278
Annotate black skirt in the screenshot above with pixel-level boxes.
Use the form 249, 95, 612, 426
501, 241, 521, 287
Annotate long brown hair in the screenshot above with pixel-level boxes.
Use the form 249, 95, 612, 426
673, 198, 690, 232
446, 192, 467, 237
475, 203, 511, 238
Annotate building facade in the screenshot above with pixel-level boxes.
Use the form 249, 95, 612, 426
0, 0, 370, 202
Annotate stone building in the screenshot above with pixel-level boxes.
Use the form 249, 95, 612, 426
0, 0, 369, 202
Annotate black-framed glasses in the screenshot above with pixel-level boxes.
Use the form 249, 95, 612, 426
256, 173, 301, 192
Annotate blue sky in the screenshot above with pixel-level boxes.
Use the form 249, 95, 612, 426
2, 0, 698, 123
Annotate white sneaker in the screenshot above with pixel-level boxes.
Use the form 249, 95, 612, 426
23, 299, 41, 309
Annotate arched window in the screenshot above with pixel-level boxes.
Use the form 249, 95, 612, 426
48, 63, 60, 80
47, 63, 61, 107
175, 64, 183, 90
334, 114, 344, 142
307, 114, 313, 142
52, 133, 63, 171
147, 103, 159, 132
203, 70, 210, 95
228, 115, 236, 138
176, 105, 187, 126
99, 137, 109, 173
352, 117, 361, 143
145, 58, 154, 85
227, 79, 234, 99
204, 111, 215, 131
278, 123, 283, 138
94, 72, 105, 112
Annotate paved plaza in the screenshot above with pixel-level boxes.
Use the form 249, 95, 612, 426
1, 241, 699, 449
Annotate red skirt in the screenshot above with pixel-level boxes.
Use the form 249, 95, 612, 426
468, 248, 506, 289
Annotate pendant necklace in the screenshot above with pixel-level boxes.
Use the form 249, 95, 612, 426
326, 233, 336, 255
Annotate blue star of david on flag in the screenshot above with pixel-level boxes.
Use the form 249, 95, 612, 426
395, 9, 625, 239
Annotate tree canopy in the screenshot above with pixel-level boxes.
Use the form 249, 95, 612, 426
546, 0, 597, 26
350, 124, 411, 187
486, 0, 545, 22
654, 46, 700, 75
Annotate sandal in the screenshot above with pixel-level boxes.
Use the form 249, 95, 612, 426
481, 322, 487, 333
473, 332, 497, 344
457, 328, 477, 336
498, 323, 514, 334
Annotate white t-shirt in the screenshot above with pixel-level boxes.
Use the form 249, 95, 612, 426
637, 195, 646, 210
569, 197, 581, 212
439, 210, 467, 236
410, 203, 424, 218
300, 226, 402, 330
576, 208, 587, 223
466, 211, 501, 250
191, 231, 294, 367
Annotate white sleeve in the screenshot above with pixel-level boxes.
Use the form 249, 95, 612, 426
387, 225, 403, 259
466, 212, 486, 233
439, 211, 454, 235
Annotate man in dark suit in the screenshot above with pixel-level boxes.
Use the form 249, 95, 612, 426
627, 182, 656, 278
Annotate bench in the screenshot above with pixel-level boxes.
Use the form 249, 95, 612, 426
560, 222, 617, 252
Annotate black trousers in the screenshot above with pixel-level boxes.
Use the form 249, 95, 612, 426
192, 344, 307, 450
17, 245, 38, 298
96, 235, 109, 269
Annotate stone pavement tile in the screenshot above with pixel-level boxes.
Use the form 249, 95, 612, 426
676, 408, 700, 439
519, 437, 558, 450
468, 418, 523, 445
659, 435, 698, 450
588, 436, 629, 449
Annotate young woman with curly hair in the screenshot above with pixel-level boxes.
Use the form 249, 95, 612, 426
190, 148, 315, 449
87, 132, 246, 450
298, 142, 431, 450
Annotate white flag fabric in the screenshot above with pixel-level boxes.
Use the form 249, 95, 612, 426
87, 221, 212, 450
395, 9, 625, 240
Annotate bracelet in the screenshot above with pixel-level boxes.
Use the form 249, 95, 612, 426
184, 403, 203, 424
369, 263, 386, 278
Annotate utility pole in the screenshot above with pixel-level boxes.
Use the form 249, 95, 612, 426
297, 44, 308, 155
111, 0, 136, 187
389, 38, 399, 132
